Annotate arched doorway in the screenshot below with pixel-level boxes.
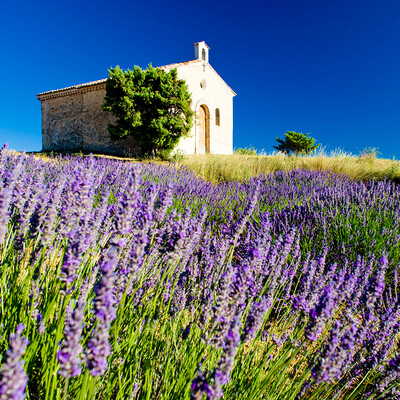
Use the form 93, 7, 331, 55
198, 104, 210, 154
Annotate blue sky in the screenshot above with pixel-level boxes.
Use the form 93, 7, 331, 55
1, 0, 400, 159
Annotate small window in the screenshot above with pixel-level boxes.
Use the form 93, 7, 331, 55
202, 48, 206, 61
215, 108, 220, 126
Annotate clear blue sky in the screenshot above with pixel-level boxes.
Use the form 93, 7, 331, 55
1, 0, 400, 159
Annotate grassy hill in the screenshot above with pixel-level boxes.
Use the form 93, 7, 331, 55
180, 152, 400, 183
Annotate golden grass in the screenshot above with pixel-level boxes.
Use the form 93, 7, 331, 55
180, 153, 400, 183
28, 149, 400, 184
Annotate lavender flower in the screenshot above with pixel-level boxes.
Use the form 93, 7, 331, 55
305, 285, 336, 341
0, 187, 12, 245
291, 253, 316, 313
230, 182, 260, 245
41, 176, 66, 246
360, 255, 388, 312
210, 317, 241, 399
154, 184, 173, 223
388, 353, 400, 372
60, 238, 85, 287
58, 281, 89, 378
361, 302, 400, 371
241, 298, 270, 341
311, 320, 342, 383
335, 321, 358, 374
0, 324, 29, 400
113, 169, 139, 236
58, 159, 97, 286
16, 173, 45, 242
190, 374, 214, 400
272, 331, 290, 347
376, 353, 400, 396
0, 158, 22, 244
115, 184, 159, 299
37, 314, 46, 335
85, 247, 118, 376
207, 265, 236, 347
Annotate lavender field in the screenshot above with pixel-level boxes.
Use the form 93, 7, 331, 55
0, 145, 399, 399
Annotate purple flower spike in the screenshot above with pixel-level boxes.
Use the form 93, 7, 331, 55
86, 246, 118, 376
311, 320, 342, 384
241, 298, 270, 341
210, 318, 241, 399
0, 158, 23, 245
113, 169, 139, 236
388, 354, 400, 372
0, 324, 29, 400
305, 285, 336, 341
360, 255, 388, 312
190, 374, 214, 400
376, 353, 400, 394
58, 282, 89, 378
0, 187, 12, 244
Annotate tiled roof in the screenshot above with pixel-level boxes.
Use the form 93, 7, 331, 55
159, 59, 203, 71
37, 79, 107, 100
37, 58, 235, 100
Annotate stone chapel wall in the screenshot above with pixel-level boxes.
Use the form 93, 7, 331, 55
40, 86, 139, 156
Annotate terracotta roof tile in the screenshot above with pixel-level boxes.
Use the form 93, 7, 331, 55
159, 59, 203, 70
37, 78, 107, 98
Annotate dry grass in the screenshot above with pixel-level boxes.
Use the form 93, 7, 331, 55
180, 152, 400, 183
29, 149, 400, 184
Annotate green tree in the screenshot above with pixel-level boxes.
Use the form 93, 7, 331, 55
102, 65, 194, 157
274, 131, 320, 155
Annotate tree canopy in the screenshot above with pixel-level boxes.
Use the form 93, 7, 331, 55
274, 131, 320, 155
102, 65, 193, 157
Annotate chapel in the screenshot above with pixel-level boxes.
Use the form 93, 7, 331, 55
37, 41, 236, 156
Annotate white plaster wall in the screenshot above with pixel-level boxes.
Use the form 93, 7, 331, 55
173, 62, 235, 155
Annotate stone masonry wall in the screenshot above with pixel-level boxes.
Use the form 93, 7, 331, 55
40, 86, 139, 156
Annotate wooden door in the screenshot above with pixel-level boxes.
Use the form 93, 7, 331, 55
199, 105, 210, 154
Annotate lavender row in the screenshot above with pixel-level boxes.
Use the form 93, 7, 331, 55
0, 146, 399, 399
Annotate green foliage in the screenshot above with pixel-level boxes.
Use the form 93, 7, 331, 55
102, 65, 194, 158
274, 131, 320, 155
168, 149, 186, 163
234, 146, 258, 155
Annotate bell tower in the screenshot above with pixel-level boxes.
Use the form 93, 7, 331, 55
194, 41, 210, 63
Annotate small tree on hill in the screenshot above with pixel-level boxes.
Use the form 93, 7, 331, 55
274, 131, 320, 155
102, 65, 194, 158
